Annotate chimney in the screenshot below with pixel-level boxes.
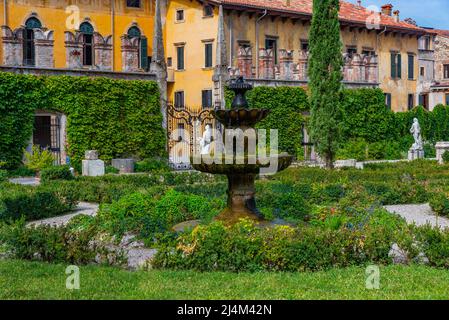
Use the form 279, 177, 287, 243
357, 0, 362, 7
381, 4, 393, 16
393, 10, 400, 22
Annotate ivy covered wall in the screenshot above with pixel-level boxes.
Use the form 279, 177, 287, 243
0, 73, 166, 169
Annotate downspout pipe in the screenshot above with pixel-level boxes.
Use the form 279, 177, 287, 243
111, 0, 115, 70
255, 9, 268, 78
4, 0, 7, 26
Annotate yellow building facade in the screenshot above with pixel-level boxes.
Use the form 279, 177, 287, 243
0, 0, 430, 112
0, 0, 155, 72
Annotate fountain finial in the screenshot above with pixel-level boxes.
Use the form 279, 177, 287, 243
229, 76, 253, 109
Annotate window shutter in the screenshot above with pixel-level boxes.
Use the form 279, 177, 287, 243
408, 55, 414, 79
397, 54, 402, 79
202, 91, 206, 108
177, 46, 184, 70
391, 53, 396, 78
140, 37, 148, 70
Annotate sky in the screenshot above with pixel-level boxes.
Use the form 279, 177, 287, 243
346, 0, 449, 30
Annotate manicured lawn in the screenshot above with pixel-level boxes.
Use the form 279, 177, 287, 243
1, 259, 449, 300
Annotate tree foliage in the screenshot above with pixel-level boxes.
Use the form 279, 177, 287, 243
308, 0, 344, 168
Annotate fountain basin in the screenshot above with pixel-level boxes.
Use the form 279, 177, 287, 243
213, 108, 270, 128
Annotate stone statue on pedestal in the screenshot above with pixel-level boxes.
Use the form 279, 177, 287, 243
200, 124, 213, 155
408, 118, 425, 160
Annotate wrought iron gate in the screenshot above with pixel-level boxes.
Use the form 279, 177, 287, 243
167, 104, 217, 170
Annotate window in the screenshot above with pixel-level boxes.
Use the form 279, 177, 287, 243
176, 45, 185, 70
385, 93, 392, 109
202, 90, 213, 109
391, 52, 402, 79
300, 40, 309, 52
176, 9, 184, 22
167, 57, 172, 67
80, 22, 94, 66
265, 37, 278, 64
420, 67, 425, 77
408, 94, 415, 110
23, 17, 42, 66
204, 43, 213, 68
127, 26, 148, 70
408, 54, 415, 80
174, 91, 185, 109
444, 64, 449, 79
203, 5, 214, 17
446, 94, 449, 106
126, 0, 141, 8
421, 36, 431, 50
362, 49, 375, 56
419, 94, 429, 110
346, 46, 357, 57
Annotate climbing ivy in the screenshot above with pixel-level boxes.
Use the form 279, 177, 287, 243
225, 86, 309, 156
0, 73, 165, 169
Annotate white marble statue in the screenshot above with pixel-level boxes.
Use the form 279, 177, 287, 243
410, 117, 423, 150
200, 124, 213, 155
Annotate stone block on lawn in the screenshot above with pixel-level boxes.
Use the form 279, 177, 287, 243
82, 160, 105, 177
111, 158, 135, 174
436, 142, 449, 164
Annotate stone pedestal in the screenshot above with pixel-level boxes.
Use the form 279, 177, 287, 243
408, 148, 425, 161
82, 150, 104, 176
436, 142, 449, 164
82, 160, 105, 176
111, 159, 135, 174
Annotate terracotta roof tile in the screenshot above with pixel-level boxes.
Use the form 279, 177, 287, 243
215, 0, 426, 32
433, 29, 449, 38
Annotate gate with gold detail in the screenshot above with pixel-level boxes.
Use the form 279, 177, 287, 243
166, 104, 217, 170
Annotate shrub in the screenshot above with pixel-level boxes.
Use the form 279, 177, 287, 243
442, 151, 449, 164
98, 190, 224, 238
0, 185, 78, 221
135, 157, 170, 173
413, 225, 449, 268
6, 166, 36, 177
0, 219, 118, 265
24, 145, 54, 172
430, 193, 449, 217
0, 170, 7, 183
105, 166, 120, 174
153, 219, 413, 272
40, 165, 73, 183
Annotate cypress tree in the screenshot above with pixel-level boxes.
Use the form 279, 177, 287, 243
308, 0, 344, 169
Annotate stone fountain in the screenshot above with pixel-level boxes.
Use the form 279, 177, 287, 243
191, 77, 293, 225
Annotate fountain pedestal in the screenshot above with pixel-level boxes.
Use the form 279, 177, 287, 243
191, 77, 293, 225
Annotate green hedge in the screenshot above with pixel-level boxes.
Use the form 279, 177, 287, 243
226, 86, 309, 156
0, 73, 165, 169
0, 184, 78, 221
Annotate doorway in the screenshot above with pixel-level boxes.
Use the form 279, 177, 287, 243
32, 114, 63, 165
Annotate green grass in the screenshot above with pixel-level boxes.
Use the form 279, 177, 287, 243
1, 260, 449, 299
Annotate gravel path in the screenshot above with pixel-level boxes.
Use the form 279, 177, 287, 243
384, 204, 449, 229
27, 202, 99, 227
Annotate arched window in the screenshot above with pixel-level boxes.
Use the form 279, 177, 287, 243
127, 26, 148, 70
23, 17, 42, 66
80, 22, 94, 66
